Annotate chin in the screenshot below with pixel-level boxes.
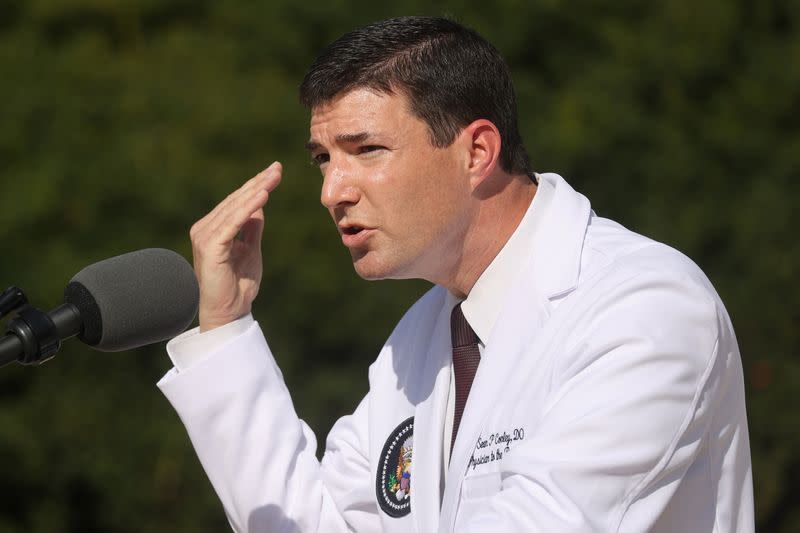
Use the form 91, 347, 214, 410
351, 261, 390, 281
350, 251, 408, 281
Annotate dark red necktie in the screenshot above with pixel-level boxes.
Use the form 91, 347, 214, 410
450, 303, 481, 454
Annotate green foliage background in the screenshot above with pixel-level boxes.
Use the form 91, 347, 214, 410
0, 0, 797, 530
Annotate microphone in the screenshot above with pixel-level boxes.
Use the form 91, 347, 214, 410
1, 248, 199, 367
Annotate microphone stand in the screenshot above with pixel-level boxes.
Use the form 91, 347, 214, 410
0, 286, 78, 368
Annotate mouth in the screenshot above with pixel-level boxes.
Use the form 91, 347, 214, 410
341, 225, 365, 236
338, 222, 374, 247
339, 220, 372, 235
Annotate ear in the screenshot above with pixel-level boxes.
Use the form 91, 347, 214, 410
460, 119, 502, 190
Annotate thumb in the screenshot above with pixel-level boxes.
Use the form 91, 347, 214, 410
239, 211, 265, 248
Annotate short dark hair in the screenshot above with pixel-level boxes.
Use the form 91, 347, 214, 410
299, 16, 534, 177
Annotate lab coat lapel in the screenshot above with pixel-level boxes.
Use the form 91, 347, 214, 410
439, 174, 592, 532
411, 295, 455, 533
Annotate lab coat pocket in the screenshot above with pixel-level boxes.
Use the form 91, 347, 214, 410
455, 471, 502, 530
461, 471, 502, 500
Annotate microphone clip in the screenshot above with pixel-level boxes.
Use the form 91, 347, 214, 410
1, 286, 60, 365
0, 286, 28, 320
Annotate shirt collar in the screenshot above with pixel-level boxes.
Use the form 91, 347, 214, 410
457, 174, 554, 345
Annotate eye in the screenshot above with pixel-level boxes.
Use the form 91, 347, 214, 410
359, 145, 385, 155
311, 153, 330, 166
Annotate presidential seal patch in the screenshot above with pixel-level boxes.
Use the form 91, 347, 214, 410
376, 416, 414, 518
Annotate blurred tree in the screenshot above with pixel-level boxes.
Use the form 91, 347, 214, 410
0, 0, 796, 530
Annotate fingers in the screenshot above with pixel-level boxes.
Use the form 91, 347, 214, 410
192, 162, 283, 247
260, 161, 282, 193
206, 162, 280, 228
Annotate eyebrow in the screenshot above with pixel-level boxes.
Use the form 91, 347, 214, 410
304, 131, 373, 152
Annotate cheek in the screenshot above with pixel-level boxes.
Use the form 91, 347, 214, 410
371, 150, 466, 232
406, 173, 466, 239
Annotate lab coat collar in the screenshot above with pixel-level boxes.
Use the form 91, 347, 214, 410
439, 173, 592, 532
531, 172, 591, 300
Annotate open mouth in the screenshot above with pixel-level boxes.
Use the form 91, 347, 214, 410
342, 225, 365, 235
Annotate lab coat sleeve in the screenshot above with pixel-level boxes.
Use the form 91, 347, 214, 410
463, 265, 751, 532
158, 320, 380, 533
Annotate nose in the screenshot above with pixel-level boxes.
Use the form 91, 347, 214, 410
320, 159, 360, 210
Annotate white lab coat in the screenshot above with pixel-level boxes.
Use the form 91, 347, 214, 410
158, 173, 754, 532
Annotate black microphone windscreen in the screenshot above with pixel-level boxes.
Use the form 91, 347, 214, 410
64, 248, 199, 352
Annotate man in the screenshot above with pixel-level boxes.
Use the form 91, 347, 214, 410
158, 16, 754, 532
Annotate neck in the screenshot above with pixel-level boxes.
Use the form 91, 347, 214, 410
439, 172, 537, 298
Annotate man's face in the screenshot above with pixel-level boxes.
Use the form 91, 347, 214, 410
307, 88, 474, 283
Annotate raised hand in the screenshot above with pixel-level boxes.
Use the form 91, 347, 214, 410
189, 162, 283, 332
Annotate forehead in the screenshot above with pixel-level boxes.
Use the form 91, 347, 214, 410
308, 88, 423, 141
